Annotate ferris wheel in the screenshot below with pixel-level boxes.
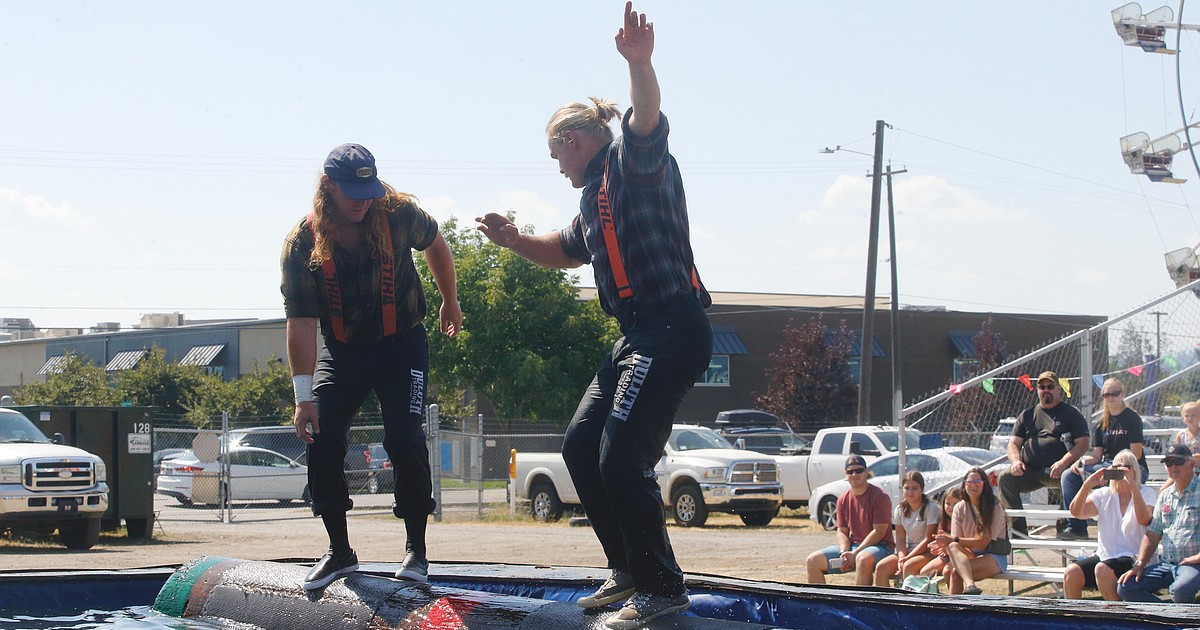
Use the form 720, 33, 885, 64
1113, 2, 1200, 288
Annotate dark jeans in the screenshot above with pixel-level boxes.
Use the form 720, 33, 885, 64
309, 325, 436, 519
561, 295, 712, 597
998, 466, 1059, 535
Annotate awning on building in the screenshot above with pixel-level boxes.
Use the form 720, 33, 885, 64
949, 331, 977, 358
37, 355, 68, 375
825, 329, 886, 358
179, 344, 226, 367
712, 327, 749, 355
106, 349, 147, 371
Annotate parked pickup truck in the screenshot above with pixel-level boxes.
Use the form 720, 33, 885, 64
514, 424, 783, 527
776, 425, 926, 509
0, 407, 109, 549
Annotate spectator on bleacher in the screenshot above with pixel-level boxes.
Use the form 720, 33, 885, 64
917, 487, 964, 580
1117, 444, 1200, 603
875, 471, 941, 586
937, 467, 1009, 595
806, 454, 894, 586
1064, 449, 1154, 600
1170, 401, 1200, 469
1060, 378, 1147, 540
998, 371, 1090, 536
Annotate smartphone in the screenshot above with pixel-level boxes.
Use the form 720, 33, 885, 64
1103, 468, 1125, 481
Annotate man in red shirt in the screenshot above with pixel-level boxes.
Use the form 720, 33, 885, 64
806, 454, 895, 585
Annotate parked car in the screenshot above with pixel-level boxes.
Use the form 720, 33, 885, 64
225, 426, 371, 491
153, 448, 189, 473
1144, 415, 1184, 455
774, 425, 927, 509
807, 446, 1004, 531
989, 417, 1017, 452
156, 446, 310, 506
365, 443, 393, 494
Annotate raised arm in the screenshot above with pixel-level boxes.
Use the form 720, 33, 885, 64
615, 1, 660, 137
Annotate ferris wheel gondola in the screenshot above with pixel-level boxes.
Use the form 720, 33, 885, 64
1112, 2, 1200, 286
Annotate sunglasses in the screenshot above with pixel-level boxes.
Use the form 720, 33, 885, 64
964, 479, 986, 485
1101, 392, 1122, 398
845, 468, 867, 475
1037, 384, 1057, 391
1165, 459, 1190, 468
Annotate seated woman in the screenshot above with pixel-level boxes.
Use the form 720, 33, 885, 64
916, 487, 963, 580
1060, 378, 1147, 539
876, 471, 941, 586
936, 467, 1008, 595
1063, 449, 1154, 600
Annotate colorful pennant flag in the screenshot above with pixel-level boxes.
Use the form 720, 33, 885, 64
1093, 375, 1104, 390
983, 379, 995, 394
1059, 378, 1071, 399
1128, 366, 1144, 377
1017, 374, 1032, 391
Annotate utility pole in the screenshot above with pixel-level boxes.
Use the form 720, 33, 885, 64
1150, 311, 1166, 358
858, 120, 886, 426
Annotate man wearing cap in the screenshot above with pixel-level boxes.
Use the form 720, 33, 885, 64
805, 454, 895, 586
1118, 444, 1200, 603
281, 143, 462, 590
998, 370, 1090, 536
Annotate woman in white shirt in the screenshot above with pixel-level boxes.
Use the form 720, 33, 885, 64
875, 471, 941, 586
1064, 449, 1154, 600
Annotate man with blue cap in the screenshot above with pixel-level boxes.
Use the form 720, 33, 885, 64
281, 143, 462, 590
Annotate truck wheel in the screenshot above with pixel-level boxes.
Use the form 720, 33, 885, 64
671, 485, 709, 527
816, 496, 837, 531
529, 483, 563, 522
739, 507, 778, 527
59, 518, 101, 550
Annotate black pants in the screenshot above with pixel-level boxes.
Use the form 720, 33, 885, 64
309, 325, 436, 519
561, 294, 712, 597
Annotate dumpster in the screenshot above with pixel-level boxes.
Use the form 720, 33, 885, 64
13, 406, 156, 538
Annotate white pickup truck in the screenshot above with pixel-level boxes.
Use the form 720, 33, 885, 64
776, 425, 926, 509
514, 424, 783, 527
0, 407, 109, 549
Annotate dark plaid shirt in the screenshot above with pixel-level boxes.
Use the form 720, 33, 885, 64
280, 204, 438, 347
560, 110, 707, 316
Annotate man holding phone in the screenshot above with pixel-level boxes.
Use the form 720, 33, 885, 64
805, 454, 894, 586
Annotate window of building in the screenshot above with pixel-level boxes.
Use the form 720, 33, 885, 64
696, 355, 730, 387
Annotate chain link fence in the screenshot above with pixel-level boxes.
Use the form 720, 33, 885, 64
900, 280, 1200, 459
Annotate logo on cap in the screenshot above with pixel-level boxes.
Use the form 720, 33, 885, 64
355, 166, 374, 179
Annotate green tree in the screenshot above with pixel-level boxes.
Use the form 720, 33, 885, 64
113, 347, 220, 416
188, 357, 293, 426
14, 352, 117, 406
417, 216, 615, 422
754, 318, 858, 433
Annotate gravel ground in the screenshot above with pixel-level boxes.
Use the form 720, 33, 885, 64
1, 498, 1064, 597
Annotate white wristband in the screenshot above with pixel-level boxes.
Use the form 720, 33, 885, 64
293, 374, 314, 404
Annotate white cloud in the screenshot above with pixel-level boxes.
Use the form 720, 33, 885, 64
0, 188, 95, 233
812, 174, 1024, 224
491, 190, 567, 233
417, 195, 463, 223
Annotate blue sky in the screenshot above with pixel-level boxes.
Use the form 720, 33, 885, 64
3, 1, 1199, 330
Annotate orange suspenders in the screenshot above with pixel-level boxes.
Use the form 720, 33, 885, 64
596, 161, 702, 302
307, 213, 397, 342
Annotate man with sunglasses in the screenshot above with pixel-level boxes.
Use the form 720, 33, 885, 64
805, 454, 894, 586
998, 371, 1090, 536
1118, 444, 1200, 603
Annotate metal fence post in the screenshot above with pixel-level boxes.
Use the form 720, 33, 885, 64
428, 404, 441, 523
476, 414, 484, 517
220, 411, 229, 524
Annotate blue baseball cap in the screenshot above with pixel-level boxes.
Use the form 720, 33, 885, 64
323, 143, 386, 200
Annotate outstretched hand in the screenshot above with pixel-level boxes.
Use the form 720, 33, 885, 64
475, 213, 519, 249
615, 1, 654, 64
